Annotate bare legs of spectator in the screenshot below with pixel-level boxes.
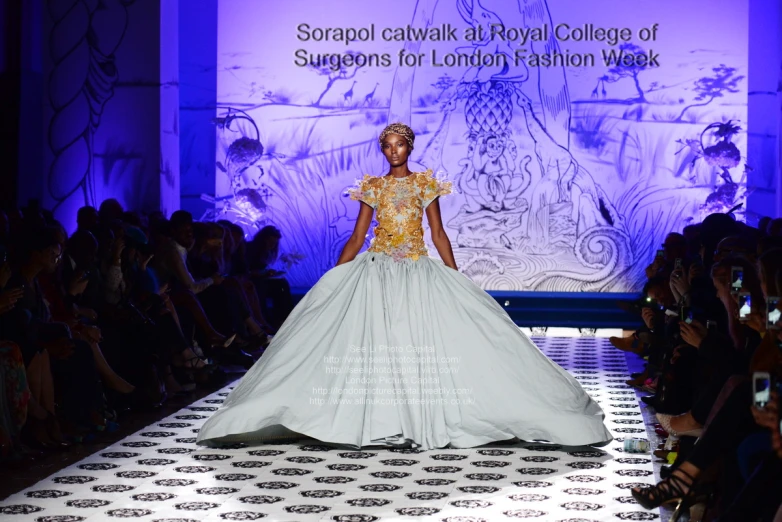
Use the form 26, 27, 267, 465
667, 411, 704, 436
164, 294, 181, 327
24, 351, 65, 446
27, 351, 54, 416
87, 341, 135, 393
250, 274, 294, 330
172, 347, 208, 370
163, 365, 184, 394
632, 461, 701, 509
170, 289, 235, 348
635, 378, 759, 510
224, 276, 274, 333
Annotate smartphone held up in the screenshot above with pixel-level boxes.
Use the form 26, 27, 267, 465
680, 306, 694, 324
674, 258, 683, 271
738, 292, 752, 322
753, 372, 771, 409
731, 266, 744, 294
767, 296, 781, 330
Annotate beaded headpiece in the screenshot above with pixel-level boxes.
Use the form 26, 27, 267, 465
379, 122, 415, 148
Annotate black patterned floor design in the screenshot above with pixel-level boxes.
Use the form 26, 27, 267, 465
0, 337, 661, 522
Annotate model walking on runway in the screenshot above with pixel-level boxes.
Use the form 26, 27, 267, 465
196, 123, 612, 450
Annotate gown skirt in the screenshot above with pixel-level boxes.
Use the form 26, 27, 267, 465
196, 251, 613, 450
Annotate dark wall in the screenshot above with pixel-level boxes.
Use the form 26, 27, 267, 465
179, 0, 218, 220
1, 0, 20, 209
5, 0, 216, 228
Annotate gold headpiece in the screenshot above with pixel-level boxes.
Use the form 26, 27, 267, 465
379, 122, 415, 148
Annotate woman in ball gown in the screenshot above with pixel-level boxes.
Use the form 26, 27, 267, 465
196, 123, 612, 450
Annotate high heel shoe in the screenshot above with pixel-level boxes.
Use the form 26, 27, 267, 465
247, 332, 272, 352
22, 416, 56, 450
631, 468, 696, 509
183, 354, 212, 370
217, 346, 255, 369
89, 410, 119, 434
654, 449, 672, 460
45, 413, 71, 449
169, 366, 196, 393
656, 413, 703, 438
208, 333, 236, 349
609, 335, 644, 354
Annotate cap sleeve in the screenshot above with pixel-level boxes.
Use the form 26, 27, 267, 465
347, 175, 378, 209
420, 169, 453, 209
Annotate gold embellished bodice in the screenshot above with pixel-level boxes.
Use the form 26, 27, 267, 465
347, 169, 452, 261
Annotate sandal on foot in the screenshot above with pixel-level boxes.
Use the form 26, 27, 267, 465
657, 413, 703, 438
631, 467, 696, 509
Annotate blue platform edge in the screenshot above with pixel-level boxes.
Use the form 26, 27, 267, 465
290, 288, 642, 329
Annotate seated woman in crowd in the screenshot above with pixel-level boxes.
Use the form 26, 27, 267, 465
2, 226, 104, 442
615, 214, 782, 520
247, 225, 294, 330
4, 196, 777, 522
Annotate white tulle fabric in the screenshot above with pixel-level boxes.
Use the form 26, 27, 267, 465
196, 251, 612, 450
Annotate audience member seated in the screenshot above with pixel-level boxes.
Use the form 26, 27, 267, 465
154, 211, 254, 368
604, 211, 782, 520
0, 197, 303, 464
248, 225, 294, 330
6, 194, 779, 522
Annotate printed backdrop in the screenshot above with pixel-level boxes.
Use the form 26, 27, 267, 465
210, 0, 748, 292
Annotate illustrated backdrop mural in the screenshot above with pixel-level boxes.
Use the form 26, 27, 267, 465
211, 0, 748, 292
41, 0, 181, 225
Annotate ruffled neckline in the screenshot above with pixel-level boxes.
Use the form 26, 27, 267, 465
382, 169, 431, 181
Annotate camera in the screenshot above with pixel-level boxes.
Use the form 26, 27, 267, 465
627, 295, 661, 314
767, 296, 781, 330
753, 372, 772, 408
738, 292, 751, 322
731, 266, 744, 294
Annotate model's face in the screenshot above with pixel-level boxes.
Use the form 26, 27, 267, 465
381, 134, 411, 167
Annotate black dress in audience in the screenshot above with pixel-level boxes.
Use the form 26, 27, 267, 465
687, 378, 765, 515
694, 325, 761, 424
187, 250, 252, 339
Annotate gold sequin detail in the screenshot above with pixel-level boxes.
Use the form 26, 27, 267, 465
348, 169, 452, 261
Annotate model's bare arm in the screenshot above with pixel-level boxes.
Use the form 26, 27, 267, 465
336, 202, 374, 266
426, 199, 457, 270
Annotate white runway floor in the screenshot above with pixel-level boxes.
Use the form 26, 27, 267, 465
0, 335, 661, 522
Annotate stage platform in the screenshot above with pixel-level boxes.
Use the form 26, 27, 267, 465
0, 335, 664, 522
